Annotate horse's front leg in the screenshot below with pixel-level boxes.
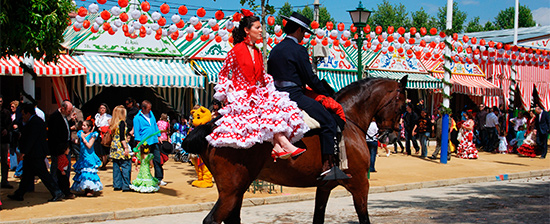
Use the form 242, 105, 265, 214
343, 175, 371, 224
313, 184, 337, 224
204, 191, 245, 224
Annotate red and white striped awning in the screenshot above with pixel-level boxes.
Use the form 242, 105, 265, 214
0, 55, 86, 76
433, 73, 503, 96
516, 65, 550, 110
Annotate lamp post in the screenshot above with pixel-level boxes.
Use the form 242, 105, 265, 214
348, 1, 372, 80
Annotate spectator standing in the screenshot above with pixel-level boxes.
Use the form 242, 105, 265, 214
403, 104, 420, 155
124, 97, 139, 147
534, 105, 549, 159
0, 95, 13, 188
475, 104, 488, 150
414, 99, 425, 116
457, 111, 478, 159
133, 100, 165, 186
9, 100, 20, 171
510, 112, 527, 138
393, 117, 405, 153
68, 108, 83, 160
485, 106, 500, 152
365, 119, 378, 172
109, 106, 131, 191
413, 110, 433, 159
47, 100, 74, 199
8, 103, 64, 202
94, 103, 112, 170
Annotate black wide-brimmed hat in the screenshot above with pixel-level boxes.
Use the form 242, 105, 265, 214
281, 12, 313, 34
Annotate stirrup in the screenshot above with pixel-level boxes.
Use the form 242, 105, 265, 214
318, 166, 351, 181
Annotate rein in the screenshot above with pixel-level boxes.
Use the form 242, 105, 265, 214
345, 116, 368, 135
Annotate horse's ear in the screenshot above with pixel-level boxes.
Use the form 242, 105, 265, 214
399, 75, 408, 90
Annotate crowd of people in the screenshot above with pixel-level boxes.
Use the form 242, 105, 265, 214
0, 95, 206, 209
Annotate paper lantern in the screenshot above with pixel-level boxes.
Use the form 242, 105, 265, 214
350, 25, 357, 33
311, 21, 319, 29
119, 12, 129, 22
282, 19, 287, 27
194, 21, 203, 30
233, 12, 242, 22
88, 3, 99, 14
77, 7, 88, 17
364, 24, 371, 33
211, 24, 219, 31
155, 34, 161, 40
337, 23, 345, 32
409, 27, 417, 36
322, 38, 328, 46
480, 39, 486, 46
160, 3, 170, 14
409, 38, 415, 45
397, 27, 405, 35
171, 14, 181, 23
387, 35, 394, 43
73, 26, 81, 32
82, 20, 91, 29
375, 26, 382, 34
387, 26, 394, 34
197, 8, 206, 17
139, 14, 148, 24
267, 16, 275, 26
118, 0, 128, 7
102, 22, 111, 31
158, 17, 166, 26
176, 20, 185, 28
215, 10, 225, 20
420, 27, 427, 36
429, 27, 437, 35
215, 35, 222, 42
97, 0, 106, 4
100, 10, 111, 20
141, 1, 150, 12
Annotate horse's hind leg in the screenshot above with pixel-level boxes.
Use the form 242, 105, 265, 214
313, 184, 337, 224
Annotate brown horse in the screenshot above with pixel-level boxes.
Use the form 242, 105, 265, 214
183, 76, 408, 224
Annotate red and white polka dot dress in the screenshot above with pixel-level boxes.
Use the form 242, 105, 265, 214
206, 43, 309, 149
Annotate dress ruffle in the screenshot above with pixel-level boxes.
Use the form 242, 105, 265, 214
71, 131, 103, 192
71, 179, 103, 192
457, 130, 478, 159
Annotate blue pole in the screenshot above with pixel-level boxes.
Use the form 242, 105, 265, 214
440, 114, 449, 164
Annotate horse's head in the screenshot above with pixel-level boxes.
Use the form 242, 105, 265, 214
335, 76, 407, 138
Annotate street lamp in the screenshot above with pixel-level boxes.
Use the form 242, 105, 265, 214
348, 1, 372, 80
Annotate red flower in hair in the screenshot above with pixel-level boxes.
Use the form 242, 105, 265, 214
241, 8, 254, 17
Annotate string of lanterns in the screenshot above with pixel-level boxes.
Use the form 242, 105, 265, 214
71, 0, 549, 68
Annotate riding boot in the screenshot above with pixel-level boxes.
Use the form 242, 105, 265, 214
319, 154, 351, 181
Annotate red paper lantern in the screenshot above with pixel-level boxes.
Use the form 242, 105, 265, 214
172, 31, 180, 40
326, 21, 333, 30
141, 1, 150, 12
344, 40, 351, 47
480, 39, 486, 46
160, 3, 170, 14
100, 10, 111, 20
157, 17, 166, 26
311, 21, 319, 29
118, 0, 128, 7
233, 13, 242, 22
398, 36, 405, 44
366, 42, 372, 49
496, 42, 503, 49
176, 20, 185, 28
439, 31, 446, 38
471, 37, 477, 44
387, 26, 394, 34
83, 20, 91, 29
282, 19, 287, 27
197, 7, 206, 17
194, 21, 202, 30
185, 33, 193, 41
364, 24, 371, 33
387, 35, 394, 43
97, 0, 106, 4
420, 40, 426, 47
73, 26, 81, 32
228, 36, 233, 43
267, 37, 273, 45
420, 27, 427, 36
305, 32, 311, 38
139, 14, 148, 24
388, 46, 394, 52
156, 29, 162, 35
211, 24, 219, 31
377, 35, 384, 43
102, 22, 111, 31
397, 27, 405, 35
310, 39, 317, 46
488, 41, 495, 48
350, 24, 357, 33
155, 34, 162, 40
375, 26, 382, 34
179, 5, 188, 15
124, 32, 130, 37
429, 27, 437, 36
333, 39, 339, 46
77, 7, 88, 17
439, 42, 445, 49
122, 24, 129, 33
200, 35, 208, 41
119, 12, 128, 22
429, 41, 436, 48
108, 28, 116, 35
408, 38, 415, 44
321, 38, 328, 46
410, 27, 417, 36
337, 23, 345, 32
214, 10, 224, 20
462, 35, 469, 43
215, 35, 222, 42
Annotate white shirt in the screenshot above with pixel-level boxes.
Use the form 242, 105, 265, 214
485, 112, 499, 128
286, 36, 299, 44
365, 121, 379, 142
35, 107, 45, 121
510, 117, 526, 131
94, 113, 112, 127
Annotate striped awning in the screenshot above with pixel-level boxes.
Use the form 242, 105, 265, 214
341, 46, 379, 69
433, 73, 502, 96
317, 69, 357, 92
192, 60, 224, 84
0, 55, 86, 76
73, 55, 204, 88
367, 70, 442, 89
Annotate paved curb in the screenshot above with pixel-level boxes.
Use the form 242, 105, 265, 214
3, 169, 549, 224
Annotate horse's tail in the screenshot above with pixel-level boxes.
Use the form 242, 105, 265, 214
182, 116, 220, 154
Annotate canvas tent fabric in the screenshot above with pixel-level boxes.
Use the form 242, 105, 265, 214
0, 55, 86, 76
73, 55, 204, 88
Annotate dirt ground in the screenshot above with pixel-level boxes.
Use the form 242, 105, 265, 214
1, 144, 549, 222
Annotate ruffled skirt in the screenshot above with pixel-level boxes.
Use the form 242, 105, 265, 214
130, 177, 159, 193
71, 167, 103, 192
457, 131, 478, 159
207, 86, 310, 149
517, 144, 537, 157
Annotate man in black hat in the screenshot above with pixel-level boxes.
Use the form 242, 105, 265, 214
268, 12, 348, 180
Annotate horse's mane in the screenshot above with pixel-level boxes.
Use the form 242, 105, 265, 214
334, 77, 389, 102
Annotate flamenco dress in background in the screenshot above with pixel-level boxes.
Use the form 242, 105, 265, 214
130, 152, 159, 193
456, 120, 478, 159
71, 131, 103, 192
206, 42, 309, 149
517, 132, 537, 157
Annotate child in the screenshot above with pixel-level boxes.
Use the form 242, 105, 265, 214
129, 143, 159, 193
57, 148, 71, 197
517, 129, 538, 158
170, 123, 185, 152
498, 130, 508, 154
71, 120, 103, 197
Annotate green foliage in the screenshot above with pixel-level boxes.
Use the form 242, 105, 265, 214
273, 2, 334, 28
484, 21, 498, 31
435, 2, 467, 34
317, 7, 335, 27
275, 2, 293, 27
369, 0, 410, 28
494, 5, 536, 29
465, 16, 484, 33
411, 7, 436, 29
0, 0, 75, 63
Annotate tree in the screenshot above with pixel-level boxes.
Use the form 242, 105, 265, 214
483, 21, 498, 31
369, 0, 410, 28
465, 16, 484, 33
317, 7, 335, 28
0, 0, 74, 63
275, 2, 293, 27
435, 2, 467, 34
494, 5, 536, 29
411, 7, 436, 29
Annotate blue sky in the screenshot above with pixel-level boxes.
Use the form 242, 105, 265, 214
88, 0, 550, 28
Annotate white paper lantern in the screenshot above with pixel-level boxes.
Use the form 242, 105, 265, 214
113, 19, 123, 28
480, 46, 486, 51
74, 22, 83, 29
382, 32, 388, 39
92, 22, 100, 30
133, 21, 141, 29
88, 3, 99, 14
111, 6, 121, 16
330, 30, 338, 38
130, 10, 140, 20
404, 33, 410, 39
128, 26, 134, 33
226, 21, 234, 30
76, 15, 85, 23
179, 31, 186, 38
146, 26, 152, 35
372, 39, 380, 46
218, 29, 228, 37
275, 25, 282, 34
209, 33, 215, 40
208, 19, 217, 27
382, 41, 389, 47
394, 43, 401, 49
415, 33, 421, 38
162, 29, 168, 36
95, 17, 104, 25
169, 24, 177, 33
343, 30, 351, 38
203, 28, 212, 36
111, 26, 118, 33
152, 12, 161, 21
151, 23, 160, 31
189, 16, 199, 26
171, 14, 181, 24
222, 35, 229, 41
185, 26, 194, 34
393, 33, 399, 40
